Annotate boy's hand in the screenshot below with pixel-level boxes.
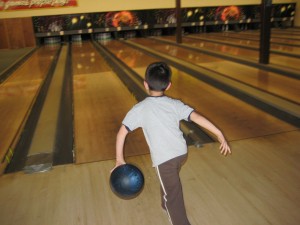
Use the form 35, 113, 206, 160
110, 160, 126, 173
218, 136, 231, 156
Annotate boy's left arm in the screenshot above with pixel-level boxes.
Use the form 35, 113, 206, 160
190, 111, 231, 156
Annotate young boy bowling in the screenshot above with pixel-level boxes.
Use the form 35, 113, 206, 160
112, 62, 231, 225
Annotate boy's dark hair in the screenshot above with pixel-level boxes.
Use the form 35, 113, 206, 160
145, 62, 172, 91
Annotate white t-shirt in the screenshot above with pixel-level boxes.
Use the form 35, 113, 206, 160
122, 96, 194, 166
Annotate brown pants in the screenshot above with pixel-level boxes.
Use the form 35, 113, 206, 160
155, 154, 191, 225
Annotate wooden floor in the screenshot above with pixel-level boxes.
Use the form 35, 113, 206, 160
183, 32, 300, 71
0, 28, 299, 225
0, 45, 60, 171
102, 40, 297, 141
128, 37, 300, 104
0, 130, 299, 225
72, 42, 148, 164
0, 47, 33, 75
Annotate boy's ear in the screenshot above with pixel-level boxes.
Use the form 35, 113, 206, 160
144, 81, 149, 90
165, 82, 172, 91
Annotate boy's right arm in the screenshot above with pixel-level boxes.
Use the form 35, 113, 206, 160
111, 125, 128, 172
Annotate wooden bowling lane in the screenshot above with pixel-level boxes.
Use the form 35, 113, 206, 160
189, 32, 300, 48
71, 41, 148, 164
0, 129, 299, 225
242, 29, 300, 40
189, 33, 258, 47
164, 35, 300, 71
100, 40, 297, 141
0, 47, 35, 79
272, 28, 300, 35
213, 29, 300, 40
137, 37, 300, 104
202, 31, 300, 47
0, 45, 60, 171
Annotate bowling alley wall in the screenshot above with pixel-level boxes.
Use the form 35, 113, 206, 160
0, 0, 298, 49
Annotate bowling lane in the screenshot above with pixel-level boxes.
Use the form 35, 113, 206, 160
163, 35, 300, 71
189, 33, 300, 50
0, 45, 60, 164
218, 30, 300, 40
236, 30, 300, 40
0, 47, 34, 76
71, 42, 148, 164
202, 31, 300, 47
140, 37, 299, 104
101, 40, 296, 141
272, 28, 300, 35
243, 30, 300, 40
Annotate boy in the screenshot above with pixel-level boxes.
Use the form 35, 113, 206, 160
112, 62, 231, 225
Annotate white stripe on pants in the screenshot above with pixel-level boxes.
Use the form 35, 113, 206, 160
155, 154, 191, 225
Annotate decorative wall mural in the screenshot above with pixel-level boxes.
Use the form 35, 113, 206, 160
272, 4, 295, 18
153, 9, 176, 24
215, 6, 242, 21
205, 6, 245, 21
182, 8, 205, 23
92, 10, 149, 28
31, 3, 295, 34
33, 13, 94, 32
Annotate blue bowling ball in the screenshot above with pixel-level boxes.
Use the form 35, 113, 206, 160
110, 164, 144, 199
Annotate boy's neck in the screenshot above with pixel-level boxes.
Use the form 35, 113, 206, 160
149, 90, 164, 97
